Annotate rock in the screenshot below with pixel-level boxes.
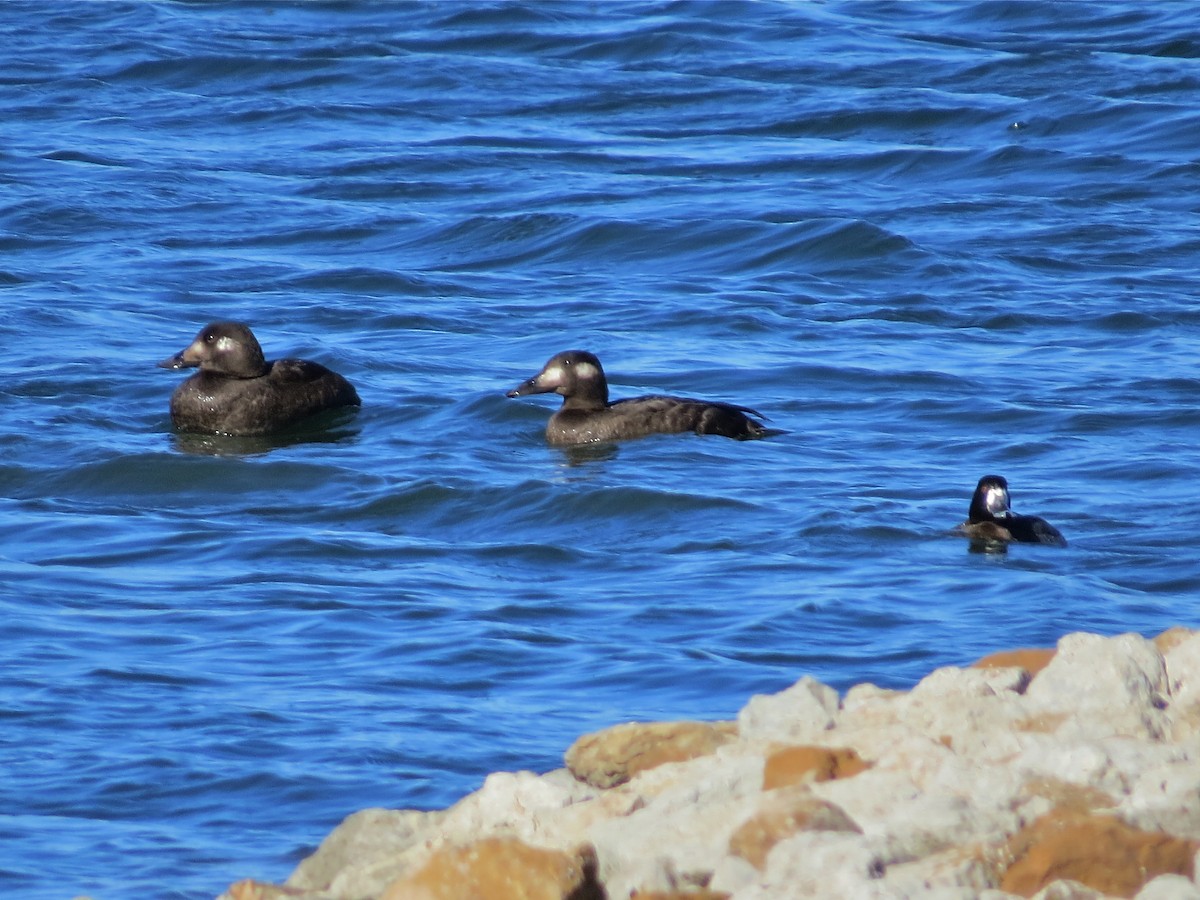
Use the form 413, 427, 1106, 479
708, 853, 760, 894
1136, 873, 1200, 900
437, 769, 595, 847
221, 629, 1200, 900
1119, 743, 1200, 841
1029, 882, 1107, 899
1154, 627, 1196, 655
736, 676, 839, 744
565, 720, 737, 789
1024, 633, 1170, 741
223, 881, 309, 900
761, 745, 870, 789
378, 837, 599, 900
973, 648, 1056, 679
739, 831, 886, 898
1162, 631, 1200, 739
1018, 776, 1116, 816
584, 752, 763, 898
728, 785, 861, 869
999, 809, 1198, 897
880, 844, 1004, 896
285, 807, 442, 894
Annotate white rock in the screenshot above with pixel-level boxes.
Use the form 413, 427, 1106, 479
812, 768, 923, 834
842, 682, 902, 714
736, 831, 890, 899
1025, 632, 1169, 741
1009, 735, 1128, 796
285, 807, 442, 895
438, 768, 591, 842
1136, 873, 1200, 899
882, 844, 1004, 896
737, 675, 840, 744
1163, 633, 1200, 738
629, 750, 764, 813
867, 790, 1020, 867
1120, 743, 1200, 840
709, 853, 761, 893
879, 667, 1028, 762
583, 754, 763, 898
909, 665, 1009, 702
1030, 881, 1107, 899
587, 789, 760, 898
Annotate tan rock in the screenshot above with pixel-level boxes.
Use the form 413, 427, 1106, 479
1154, 626, 1195, 654
565, 720, 737, 789
630, 891, 731, 899
973, 648, 1056, 678
729, 785, 861, 869
999, 809, 1198, 897
223, 881, 308, 900
1019, 777, 1117, 816
379, 837, 599, 900
761, 745, 870, 790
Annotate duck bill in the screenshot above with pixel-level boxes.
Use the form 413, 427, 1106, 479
157, 340, 202, 370
506, 373, 553, 398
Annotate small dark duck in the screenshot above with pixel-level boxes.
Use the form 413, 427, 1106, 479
159, 321, 360, 436
507, 349, 767, 446
959, 474, 1066, 547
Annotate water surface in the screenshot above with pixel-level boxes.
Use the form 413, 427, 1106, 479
2, 2, 1199, 897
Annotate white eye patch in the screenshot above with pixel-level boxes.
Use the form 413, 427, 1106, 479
216, 336, 237, 353
573, 361, 600, 379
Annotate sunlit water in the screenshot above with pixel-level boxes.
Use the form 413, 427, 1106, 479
2, 2, 1199, 897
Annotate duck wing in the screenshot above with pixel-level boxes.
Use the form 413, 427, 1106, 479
612, 395, 766, 439
270, 359, 361, 408
1006, 514, 1067, 547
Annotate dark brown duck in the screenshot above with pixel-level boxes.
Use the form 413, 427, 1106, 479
159, 321, 360, 436
507, 349, 767, 446
959, 474, 1066, 547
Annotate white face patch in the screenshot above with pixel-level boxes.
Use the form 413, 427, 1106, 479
984, 485, 1010, 516
539, 364, 565, 387
573, 361, 600, 380
216, 336, 238, 353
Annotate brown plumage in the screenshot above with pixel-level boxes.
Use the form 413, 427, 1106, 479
507, 350, 767, 446
158, 321, 359, 436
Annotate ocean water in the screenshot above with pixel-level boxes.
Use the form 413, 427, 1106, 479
2, 2, 1199, 897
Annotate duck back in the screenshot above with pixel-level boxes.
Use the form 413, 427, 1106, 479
546, 395, 765, 445
170, 359, 359, 436
1003, 513, 1067, 546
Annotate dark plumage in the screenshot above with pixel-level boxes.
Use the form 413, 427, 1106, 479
506, 349, 767, 446
158, 321, 360, 436
959, 474, 1066, 547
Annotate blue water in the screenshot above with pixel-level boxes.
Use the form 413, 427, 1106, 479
2, 2, 1199, 897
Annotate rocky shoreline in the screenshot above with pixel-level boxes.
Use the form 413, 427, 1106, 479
222, 629, 1200, 900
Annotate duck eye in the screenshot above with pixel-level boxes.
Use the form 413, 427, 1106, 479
204, 332, 216, 343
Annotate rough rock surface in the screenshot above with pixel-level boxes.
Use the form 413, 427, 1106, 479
379, 836, 600, 900
565, 720, 739, 789
220, 629, 1200, 900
